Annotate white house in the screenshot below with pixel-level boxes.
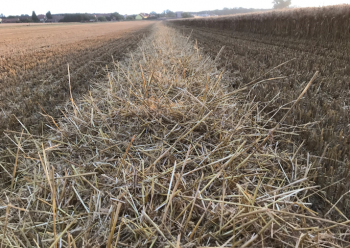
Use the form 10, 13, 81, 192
176, 11, 183, 18
37, 14, 46, 22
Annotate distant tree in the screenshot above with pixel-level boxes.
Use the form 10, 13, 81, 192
222, 7, 231, 15
273, 0, 291, 9
46, 11, 52, 19
106, 16, 111, 21
19, 14, 32, 22
110, 12, 123, 20
98, 16, 107, 21
150, 11, 160, 18
190, 7, 268, 17
182, 12, 193, 18
32, 11, 39, 22
164, 9, 175, 18
60, 13, 95, 22
126, 15, 136, 20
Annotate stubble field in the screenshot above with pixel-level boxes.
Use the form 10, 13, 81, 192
0, 21, 155, 136
2, 8, 350, 246
169, 5, 350, 214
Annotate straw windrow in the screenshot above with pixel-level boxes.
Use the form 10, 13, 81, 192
1, 24, 348, 247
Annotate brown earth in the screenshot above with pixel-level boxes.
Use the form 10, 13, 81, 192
0, 21, 155, 135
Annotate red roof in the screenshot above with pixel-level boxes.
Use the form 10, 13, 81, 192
139, 13, 149, 18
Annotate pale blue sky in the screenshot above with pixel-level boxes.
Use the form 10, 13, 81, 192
1, 0, 349, 16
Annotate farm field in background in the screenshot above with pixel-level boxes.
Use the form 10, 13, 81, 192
169, 5, 350, 214
0, 22, 152, 56
0, 21, 155, 136
0, 22, 68, 28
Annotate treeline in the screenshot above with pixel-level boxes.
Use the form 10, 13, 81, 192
59, 12, 124, 22
151, 7, 269, 19
2, 14, 31, 22
2, 11, 52, 23
193, 7, 268, 16
2, 11, 124, 23
60, 14, 95, 22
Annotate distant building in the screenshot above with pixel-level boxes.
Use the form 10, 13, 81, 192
37, 14, 46, 22
176, 11, 183, 18
2, 18, 20, 23
19, 15, 31, 22
136, 13, 149, 20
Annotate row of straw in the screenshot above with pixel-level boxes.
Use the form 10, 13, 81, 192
0, 23, 348, 247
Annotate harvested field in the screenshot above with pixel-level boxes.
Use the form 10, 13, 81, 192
1, 22, 350, 247
0, 21, 155, 137
169, 5, 350, 215
0, 23, 67, 28
2, 5, 350, 247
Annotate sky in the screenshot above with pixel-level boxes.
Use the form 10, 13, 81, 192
1, 0, 349, 16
